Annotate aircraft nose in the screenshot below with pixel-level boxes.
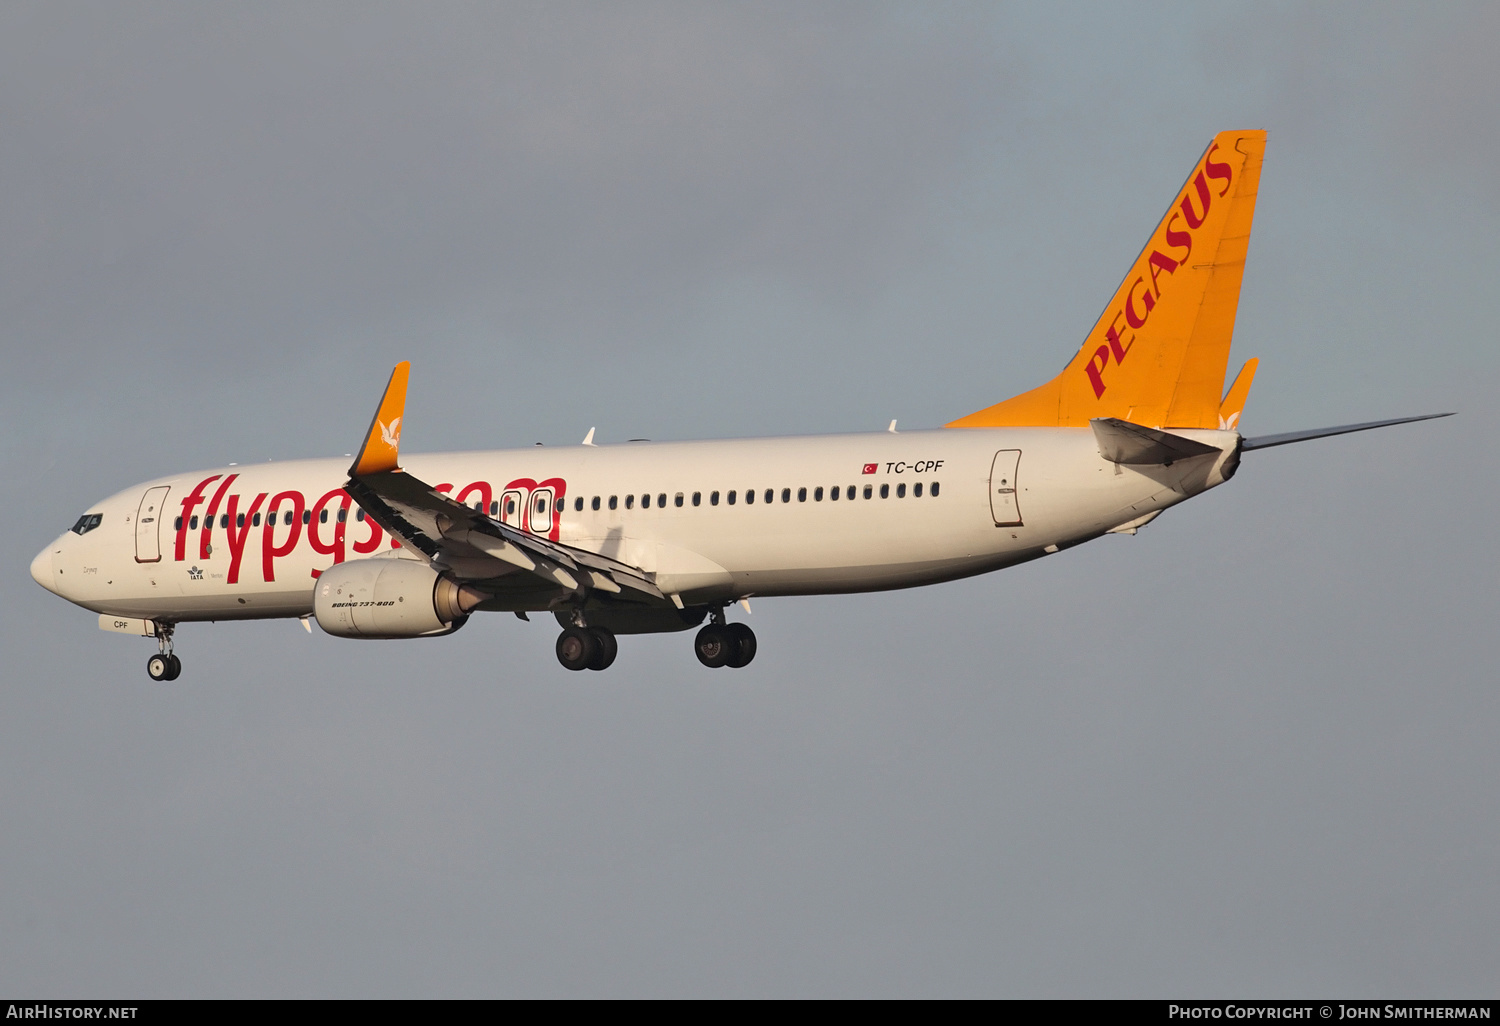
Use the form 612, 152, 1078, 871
30, 546, 57, 594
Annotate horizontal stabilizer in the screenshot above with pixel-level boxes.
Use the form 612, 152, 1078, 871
1091, 418, 1221, 465
1241, 412, 1454, 451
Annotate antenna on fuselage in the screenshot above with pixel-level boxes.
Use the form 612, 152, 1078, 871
887, 420, 898, 433
582, 427, 597, 446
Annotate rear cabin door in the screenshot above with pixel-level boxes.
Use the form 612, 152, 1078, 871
989, 450, 1023, 527
134, 485, 171, 563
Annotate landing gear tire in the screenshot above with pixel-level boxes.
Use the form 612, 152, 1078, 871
556, 627, 599, 671
725, 623, 756, 668
694, 624, 734, 668
147, 654, 171, 681
164, 654, 182, 681
587, 628, 617, 671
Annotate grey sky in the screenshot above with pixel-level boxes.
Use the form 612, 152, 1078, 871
2, 2, 1496, 996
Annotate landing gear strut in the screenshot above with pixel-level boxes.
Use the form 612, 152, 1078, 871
695, 619, 756, 669
147, 622, 181, 681
555, 624, 618, 671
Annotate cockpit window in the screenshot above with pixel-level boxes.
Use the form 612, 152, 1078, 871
70, 513, 103, 536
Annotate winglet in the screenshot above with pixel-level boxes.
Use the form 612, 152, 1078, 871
350, 362, 411, 477
1218, 358, 1258, 430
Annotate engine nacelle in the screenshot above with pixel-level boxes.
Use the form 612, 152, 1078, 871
314, 557, 485, 639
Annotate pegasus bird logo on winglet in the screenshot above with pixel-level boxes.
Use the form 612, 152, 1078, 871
379, 417, 401, 449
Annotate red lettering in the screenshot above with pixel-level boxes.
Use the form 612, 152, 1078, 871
261, 491, 305, 582
1204, 143, 1233, 196
1178, 171, 1211, 229
1106, 314, 1133, 363
455, 481, 493, 515
1084, 345, 1111, 398
1147, 249, 1178, 294
351, 511, 384, 554
1164, 215, 1192, 263
1124, 277, 1156, 329
308, 488, 351, 566
175, 476, 220, 561
198, 475, 238, 560
224, 492, 267, 585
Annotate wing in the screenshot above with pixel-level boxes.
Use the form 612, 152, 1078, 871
343, 364, 666, 606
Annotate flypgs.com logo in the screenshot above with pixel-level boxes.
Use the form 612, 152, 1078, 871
1083, 144, 1234, 399
171, 473, 567, 585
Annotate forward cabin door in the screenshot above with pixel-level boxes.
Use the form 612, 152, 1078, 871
989, 450, 1023, 527
134, 485, 171, 563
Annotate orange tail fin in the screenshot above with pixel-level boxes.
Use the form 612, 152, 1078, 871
948, 130, 1266, 429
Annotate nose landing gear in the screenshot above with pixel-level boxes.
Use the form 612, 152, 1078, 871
146, 622, 181, 681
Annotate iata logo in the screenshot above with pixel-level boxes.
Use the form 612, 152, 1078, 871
187, 565, 204, 580
1084, 143, 1234, 399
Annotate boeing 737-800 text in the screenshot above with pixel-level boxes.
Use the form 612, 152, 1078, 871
30, 131, 1450, 679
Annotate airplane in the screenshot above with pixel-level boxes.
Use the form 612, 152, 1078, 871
30, 130, 1451, 680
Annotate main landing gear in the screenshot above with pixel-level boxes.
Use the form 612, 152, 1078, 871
555, 625, 618, 671
146, 622, 181, 681
694, 615, 756, 669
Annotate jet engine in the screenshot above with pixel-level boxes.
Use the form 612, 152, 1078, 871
313, 557, 485, 639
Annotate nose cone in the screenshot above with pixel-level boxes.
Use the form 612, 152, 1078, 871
30, 546, 57, 594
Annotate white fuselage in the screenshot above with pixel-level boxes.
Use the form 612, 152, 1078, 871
31, 427, 1240, 625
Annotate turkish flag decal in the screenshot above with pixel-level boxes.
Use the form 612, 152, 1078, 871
862, 463, 878, 475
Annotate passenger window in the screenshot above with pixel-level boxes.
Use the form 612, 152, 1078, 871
797, 487, 807, 502
829, 486, 838, 501
506, 499, 516, 516
536, 497, 547, 514
675, 493, 684, 507
355, 509, 364, 521
191, 516, 200, 530
302, 510, 311, 525
592, 496, 601, 511
318, 510, 328, 524
931, 482, 940, 497
745, 489, 754, 505
765, 489, 774, 504
251, 513, 260, 527
490, 501, 499, 516
863, 485, 873, 499
896, 483, 905, 498
626, 495, 635, 509
642, 494, 650, 509
285, 511, 294, 526
710, 491, 719, 506
728, 490, 737, 505
659, 493, 667, 507
814, 487, 824, 501
220, 514, 230, 528
174, 516, 182, 530
609, 495, 618, 510
337, 508, 347, 523
692, 492, 701, 506
574, 497, 584, 512
880, 484, 889, 499
914, 483, 923, 497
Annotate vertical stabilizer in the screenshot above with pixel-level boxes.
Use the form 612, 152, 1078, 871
948, 130, 1266, 429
